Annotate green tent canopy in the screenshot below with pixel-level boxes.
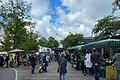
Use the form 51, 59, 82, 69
68, 45, 84, 50
82, 39, 120, 49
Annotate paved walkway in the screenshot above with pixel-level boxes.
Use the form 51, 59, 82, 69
16, 62, 96, 80
0, 68, 16, 80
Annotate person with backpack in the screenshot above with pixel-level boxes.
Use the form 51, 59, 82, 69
58, 54, 67, 80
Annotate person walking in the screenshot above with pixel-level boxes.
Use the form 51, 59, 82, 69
9, 55, 13, 68
58, 54, 67, 80
0, 55, 4, 68
91, 48, 100, 80
43, 54, 48, 72
113, 52, 120, 80
30, 53, 36, 74
5, 55, 9, 68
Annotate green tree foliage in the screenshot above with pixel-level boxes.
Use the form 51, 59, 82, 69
39, 37, 48, 47
93, 15, 120, 40
62, 34, 84, 48
48, 37, 59, 49
39, 37, 59, 49
112, 0, 120, 13
0, 0, 39, 51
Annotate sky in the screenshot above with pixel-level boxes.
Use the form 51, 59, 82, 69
1, 0, 120, 41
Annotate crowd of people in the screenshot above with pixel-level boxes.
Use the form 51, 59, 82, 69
71, 48, 101, 80
0, 48, 119, 80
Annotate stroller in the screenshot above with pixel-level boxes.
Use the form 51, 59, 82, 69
39, 63, 45, 73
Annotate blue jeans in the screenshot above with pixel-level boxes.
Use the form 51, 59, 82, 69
117, 70, 120, 80
94, 66, 100, 80
60, 73, 65, 80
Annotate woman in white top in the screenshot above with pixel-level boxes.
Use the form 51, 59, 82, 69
85, 50, 92, 76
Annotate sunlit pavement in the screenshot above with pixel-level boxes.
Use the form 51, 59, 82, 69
0, 68, 16, 80
16, 62, 105, 80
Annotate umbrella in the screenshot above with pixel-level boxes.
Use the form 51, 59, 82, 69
41, 49, 49, 53
8, 49, 24, 53
0, 52, 7, 55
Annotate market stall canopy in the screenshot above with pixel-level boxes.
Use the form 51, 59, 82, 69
40, 48, 50, 53
82, 39, 120, 49
8, 49, 24, 53
68, 45, 84, 50
0, 52, 7, 55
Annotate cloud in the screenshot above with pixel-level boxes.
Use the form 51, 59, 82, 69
31, 0, 114, 40
25, 0, 50, 18
55, 0, 114, 38
1, 0, 114, 41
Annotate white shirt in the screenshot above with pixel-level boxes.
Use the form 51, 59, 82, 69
46, 55, 50, 62
85, 53, 92, 68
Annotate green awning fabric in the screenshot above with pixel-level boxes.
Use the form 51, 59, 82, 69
68, 45, 84, 50
82, 39, 120, 49
68, 39, 120, 50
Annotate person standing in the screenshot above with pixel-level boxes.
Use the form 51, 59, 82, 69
76, 56, 81, 71
9, 55, 13, 68
5, 55, 9, 68
58, 54, 67, 80
91, 48, 100, 80
16, 55, 20, 67
113, 52, 120, 80
0, 55, 4, 68
85, 50, 92, 76
30, 53, 36, 74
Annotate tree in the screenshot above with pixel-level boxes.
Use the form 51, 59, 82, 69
62, 34, 84, 48
93, 15, 120, 40
112, 0, 120, 13
38, 37, 59, 49
48, 37, 59, 49
39, 37, 48, 47
0, 0, 39, 51
21, 23, 39, 51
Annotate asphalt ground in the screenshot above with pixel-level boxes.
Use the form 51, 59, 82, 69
0, 68, 16, 80
16, 61, 95, 80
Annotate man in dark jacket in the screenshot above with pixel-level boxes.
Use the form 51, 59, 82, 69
58, 54, 67, 80
5, 55, 9, 68
30, 53, 36, 74
91, 48, 100, 80
0, 55, 4, 68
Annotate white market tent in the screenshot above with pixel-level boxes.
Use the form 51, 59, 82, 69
39, 46, 50, 53
0, 52, 7, 55
8, 49, 24, 53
